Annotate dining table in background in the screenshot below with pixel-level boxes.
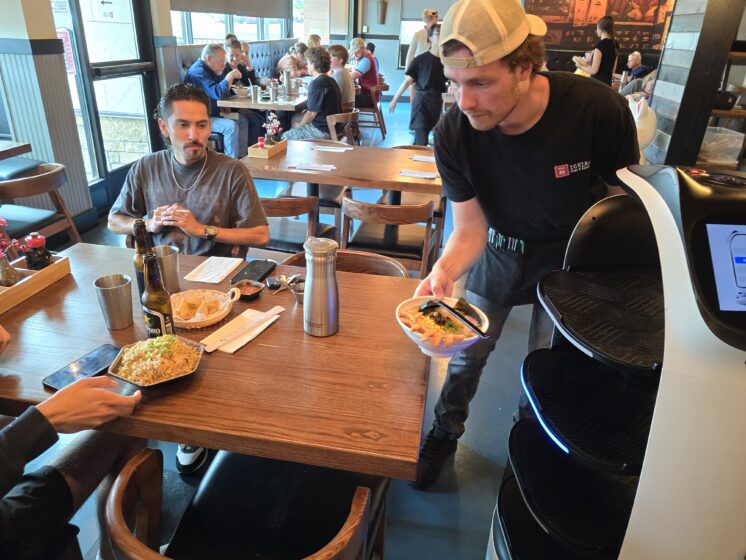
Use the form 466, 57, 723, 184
217, 94, 308, 113
241, 139, 442, 204
0, 141, 32, 162
0, 243, 430, 480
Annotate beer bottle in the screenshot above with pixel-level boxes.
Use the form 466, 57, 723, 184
133, 219, 154, 299
142, 253, 174, 338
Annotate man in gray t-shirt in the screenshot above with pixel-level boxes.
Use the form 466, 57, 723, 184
108, 83, 268, 258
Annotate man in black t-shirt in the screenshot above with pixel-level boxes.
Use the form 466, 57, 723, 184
412, 0, 639, 490
284, 47, 342, 140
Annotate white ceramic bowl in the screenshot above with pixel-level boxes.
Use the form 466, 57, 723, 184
232, 86, 250, 97
395, 296, 489, 359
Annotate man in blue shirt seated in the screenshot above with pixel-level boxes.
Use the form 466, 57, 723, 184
185, 43, 256, 158
626, 51, 653, 80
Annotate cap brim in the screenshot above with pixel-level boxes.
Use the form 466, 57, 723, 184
526, 14, 547, 37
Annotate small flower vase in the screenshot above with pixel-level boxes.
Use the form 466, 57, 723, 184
265, 134, 276, 146
0, 254, 20, 287
273, 132, 283, 143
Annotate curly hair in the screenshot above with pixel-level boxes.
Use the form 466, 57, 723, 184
306, 47, 331, 74
154, 83, 210, 121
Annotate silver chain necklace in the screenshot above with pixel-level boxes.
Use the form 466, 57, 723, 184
171, 150, 208, 192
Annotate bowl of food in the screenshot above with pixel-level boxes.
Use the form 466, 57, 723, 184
232, 85, 250, 97
171, 288, 240, 329
108, 335, 203, 387
395, 296, 489, 358
232, 279, 265, 301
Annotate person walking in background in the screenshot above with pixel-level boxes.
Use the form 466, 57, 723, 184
389, 24, 446, 146
328, 44, 356, 106
573, 15, 618, 86
405, 9, 439, 128
349, 37, 379, 108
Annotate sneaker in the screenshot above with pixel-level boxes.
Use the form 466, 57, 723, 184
412, 429, 458, 490
176, 445, 208, 474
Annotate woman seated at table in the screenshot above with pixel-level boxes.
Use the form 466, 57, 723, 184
388, 24, 446, 146
276, 42, 309, 78
283, 48, 341, 140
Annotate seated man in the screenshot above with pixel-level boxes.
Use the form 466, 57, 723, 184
366, 42, 380, 72
223, 38, 264, 145
108, 83, 269, 259
284, 48, 342, 140
184, 43, 249, 159
349, 37, 379, 108
328, 44, 355, 107
626, 51, 653, 80
0, 323, 143, 559
108, 83, 268, 473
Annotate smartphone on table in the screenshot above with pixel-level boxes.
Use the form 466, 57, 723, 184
41, 344, 121, 391
230, 259, 276, 284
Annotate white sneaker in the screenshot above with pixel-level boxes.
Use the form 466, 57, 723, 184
175, 445, 208, 474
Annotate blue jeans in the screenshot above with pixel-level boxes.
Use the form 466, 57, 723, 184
283, 123, 330, 140
211, 114, 249, 158
432, 291, 554, 440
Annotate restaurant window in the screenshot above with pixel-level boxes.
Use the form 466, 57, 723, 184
264, 18, 286, 40
233, 16, 260, 41
171, 10, 188, 45
293, 0, 305, 39
190, 12, 228, 44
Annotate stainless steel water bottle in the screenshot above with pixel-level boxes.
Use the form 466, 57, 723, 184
303, 237, 339, 336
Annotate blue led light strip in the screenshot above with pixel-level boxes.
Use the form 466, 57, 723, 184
520, 364, 570, 454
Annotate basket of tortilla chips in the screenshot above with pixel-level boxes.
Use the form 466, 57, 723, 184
170, 288, 240, 329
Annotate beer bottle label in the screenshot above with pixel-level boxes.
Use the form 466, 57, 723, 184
143, 306, 174, 338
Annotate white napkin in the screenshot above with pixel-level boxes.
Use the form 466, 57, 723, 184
290, 163, 337, 171
313, 146, 353, 152
200, 307, 284, 354
410, 155, 435, 163
400, 170, 439, 179
184, 257, 243, 284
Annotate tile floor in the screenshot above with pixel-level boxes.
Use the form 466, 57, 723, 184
43, 101, 534, 559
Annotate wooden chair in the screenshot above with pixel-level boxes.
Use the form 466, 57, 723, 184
356, 86, 386, 141
261, 196, 336, 253
107, 449, 387, 560
378, 145, 447, 251
340, 197, 438, 278
0, 163, 81, 245
282, 249, 409, 278
341, 101, 354, 113
327, 112, 360, 146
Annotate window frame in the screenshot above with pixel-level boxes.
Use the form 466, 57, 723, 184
172, 11, 291, 44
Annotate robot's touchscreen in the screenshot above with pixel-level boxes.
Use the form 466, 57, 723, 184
706, 224, 746, 311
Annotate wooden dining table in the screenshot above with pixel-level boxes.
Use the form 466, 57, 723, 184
241, 140, 442, 198
0, 141, 32, 162
217, 94, 308, 113
0, 243, 430, 479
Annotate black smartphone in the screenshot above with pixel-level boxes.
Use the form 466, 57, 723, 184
231, 259, 276, 284
42, 344, 121, 392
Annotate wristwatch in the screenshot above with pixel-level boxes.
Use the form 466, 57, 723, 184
204, 225, 218, 241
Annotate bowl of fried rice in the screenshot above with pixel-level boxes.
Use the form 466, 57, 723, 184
108, 335, 204, 387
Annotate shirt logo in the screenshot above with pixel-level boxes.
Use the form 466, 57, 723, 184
554, 161, 591, 179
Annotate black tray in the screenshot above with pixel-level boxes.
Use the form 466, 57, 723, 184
538, 269, 664, 373
509, 420, 637, 558
522, 349, 657, 474
494, 475, 578, 560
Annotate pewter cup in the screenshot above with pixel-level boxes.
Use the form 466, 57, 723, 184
251, 85, 259, 100
94, 274, 133, 330
153, 245, 180, 294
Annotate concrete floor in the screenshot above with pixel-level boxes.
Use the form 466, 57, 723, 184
45, 101, 533, 559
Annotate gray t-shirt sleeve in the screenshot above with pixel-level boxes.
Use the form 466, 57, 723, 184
230, 165, 268, 229
109, 158, 147, 219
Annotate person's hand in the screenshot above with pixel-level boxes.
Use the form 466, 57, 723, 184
226, 68, 242, 84
160, 204, 203, 237
388, 100, 397, 113
37, 376, 142, 433
414, 266, 454, 298
148, 206, 172, 233
0, 325, 10, 353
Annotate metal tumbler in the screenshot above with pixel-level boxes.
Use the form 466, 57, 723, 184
94, 274, 133, 330
303, 237, 339, 337
153, 245, 180, 294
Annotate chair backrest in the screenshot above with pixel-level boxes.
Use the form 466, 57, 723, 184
304, 487, 371, 560
327, 112, 359, 144
261, 196, 319, 240
341, 197, 433, 226
0, 163, 66, 198
106, 449, 165, 560
392, 144, 434, 153
340, 101, 354, 113
282, 249, 409, 278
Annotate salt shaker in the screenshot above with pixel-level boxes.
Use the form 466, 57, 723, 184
303, 237, 339, 337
